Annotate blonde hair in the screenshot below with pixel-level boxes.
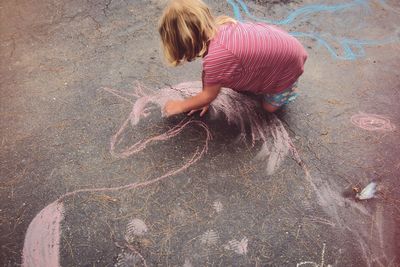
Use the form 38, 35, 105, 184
158, 0, 236, 66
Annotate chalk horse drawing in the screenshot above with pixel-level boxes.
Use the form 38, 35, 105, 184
227, 0, 399, 60
21, 81, 303, 266
21, 1, 400, 265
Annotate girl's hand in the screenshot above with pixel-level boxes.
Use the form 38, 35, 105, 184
164, 84, 220, 118
164, 100, 184, 117
187, 105, 209, 117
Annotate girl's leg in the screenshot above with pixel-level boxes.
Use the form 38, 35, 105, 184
261, 82, 299, 113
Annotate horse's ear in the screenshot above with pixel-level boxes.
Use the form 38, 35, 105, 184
102, 87, 135, 104
103, 80, 154, 103
108, 81, 208, 159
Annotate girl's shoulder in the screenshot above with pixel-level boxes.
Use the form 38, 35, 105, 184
216, 22, 237, 33
217, 21, 272, 34
213, 22, 241, 43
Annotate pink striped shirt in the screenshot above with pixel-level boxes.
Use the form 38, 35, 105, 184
202, 22, 308, 94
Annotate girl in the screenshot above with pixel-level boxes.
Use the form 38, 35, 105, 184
159, 0, 307, 116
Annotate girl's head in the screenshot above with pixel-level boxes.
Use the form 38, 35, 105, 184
158, 0, 235, 66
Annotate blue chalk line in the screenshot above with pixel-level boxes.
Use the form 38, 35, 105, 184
226, 0, 398, 60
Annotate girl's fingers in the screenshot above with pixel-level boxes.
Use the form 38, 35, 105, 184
200, 106, 208, 117
187, 109, 197, 116
188, 106, 208, 116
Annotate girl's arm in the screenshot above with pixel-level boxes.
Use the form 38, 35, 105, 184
164, 84, 221, 117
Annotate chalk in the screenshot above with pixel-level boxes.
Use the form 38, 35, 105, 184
356, 182, 377, 200
22, 202, 64, 267
223, 237, 248, 255
126, 218, 148, 241
200, 230, 219, 246
351, 112, 396, 132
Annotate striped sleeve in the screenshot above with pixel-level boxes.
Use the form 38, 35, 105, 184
202, 42, 242, 86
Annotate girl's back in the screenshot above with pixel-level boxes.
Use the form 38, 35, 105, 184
203, 22, 308, 94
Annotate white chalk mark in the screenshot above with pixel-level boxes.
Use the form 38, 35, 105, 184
213, 201, 223, 213
320, 243, 326, 267
296, 224, 301, 240
183, 258, 193, 267
356, 182, 377, 200
375, 205, 385, 251
200, 230, 219, 246
125, 242, 148, 267
224, 237, 248, 255
296, 243, 328, 267
304, 216, 336, 227
126, 219, 148, 242
296, 261, 318, 267
114, 252, 140, 267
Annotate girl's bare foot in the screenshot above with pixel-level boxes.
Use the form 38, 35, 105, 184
262, 102, 279, 113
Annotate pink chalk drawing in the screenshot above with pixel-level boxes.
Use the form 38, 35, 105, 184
22, 123, 209, 266
22, 81, 302, 266
22, 107, 209, 265
22, 201, 64, 267
350, 112, 396, 132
